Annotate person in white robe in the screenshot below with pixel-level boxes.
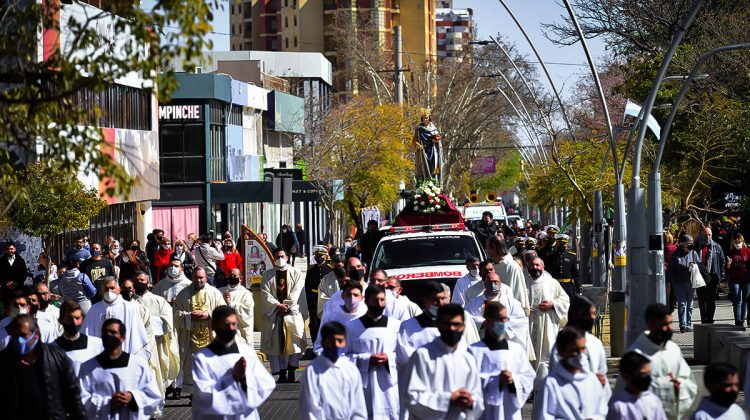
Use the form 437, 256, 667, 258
462, 260, 500, 309
219, 268, 255, 347
465, 272, 529, 352
533, 327, 608, 420
192, 306, 275, 420
300, 320, 367, 420
451, 257, 482, 306
173, 266, 226, 396
323, 257, 368, 317
387, 277, 423, 320
313, 280, 367, 353
80, 277, 150, 358
693, 362, 744, 420
607, 351, 667, 420
133, 272, 180, 415
34, 282, 63, 339
317, 255, 346, 318
152, 259, 192, 304
260, 248, 306, 383
469, 301, 535, 420
0, 291, 59, 349
52, 299, 104, 375
79, 318, 162, 420
527, 258, 569, 371
549, 295, 607, 385
616, 303, 697, 420
348, 284, 402, 420
403, 303, 484, 419
489, 237, 530, 315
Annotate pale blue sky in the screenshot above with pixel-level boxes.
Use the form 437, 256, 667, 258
454, 0, 607, 98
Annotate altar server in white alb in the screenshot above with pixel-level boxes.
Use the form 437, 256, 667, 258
607, 352, 667, 420
52, 300, 103, 375
260, 248, 306, 383
151, 258, 192, 303
300, 321, 367, 420
465, 272, 528, 352
693, 362, 745, 420
533, 327, 608, 420
78, 318, 162, 420
469, 301, 535, 420
549, 295, 608, 386
219, 268, 255, 347
451, 257, 482, 306
347, 284, 402, 420
313, 280, 367, 354
489, 236, 530, 315
527, 257, 569, 372
617, 303, 697, 420
403, 303, 483, 419
192, 306, 275, 420
81, 276, 150, 358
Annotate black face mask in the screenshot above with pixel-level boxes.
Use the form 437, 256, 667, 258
134, 281, 149, 296
38, 298, 49, 310
631, 375, 652, 392
439, 329, 463, 347
348, 268, 365, 282
712, 391, 739, 408
228, 275, 240, 286
130, 245, 139, 250
571, 317, 595, 333
215, 329, 237, 343
122, 288, 134, 301
62, 323, 81, 336
367, 304, 385, 318
650, 328, 673, 344
102, 335, 121, 352
528, 269, 543, 279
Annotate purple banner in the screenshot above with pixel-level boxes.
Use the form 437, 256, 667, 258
471, 156, 497, 174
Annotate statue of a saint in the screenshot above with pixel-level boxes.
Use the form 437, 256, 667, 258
412, 109, 444, 185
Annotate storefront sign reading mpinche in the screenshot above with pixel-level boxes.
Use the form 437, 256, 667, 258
159, 104, 202, 121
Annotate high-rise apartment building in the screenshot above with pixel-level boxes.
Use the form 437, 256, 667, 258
231, 0, 436, 99
436, 5, 473, 61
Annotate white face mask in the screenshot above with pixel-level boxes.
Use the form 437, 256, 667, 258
275, 257, 288, 270
175, 245, 184, 253
168, 266, 181, 278
103, 291, 118, 303
344, 296, 361, 312
11, 307, 29, 317
468, 269, 479, 277
733, 242, 743, 250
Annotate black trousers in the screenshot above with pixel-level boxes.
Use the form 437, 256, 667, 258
306, 292, 319, 343
560, 282, 577, 299
697, 278, 719, 323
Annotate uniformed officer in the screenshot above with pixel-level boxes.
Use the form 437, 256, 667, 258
546, 234, 581, 298
539, 225, 559, 266
510, 236, 526, 257
304, 245, 333, 343
525, 237, 538, 251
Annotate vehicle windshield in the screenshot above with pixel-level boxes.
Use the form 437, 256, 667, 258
462, 206, 505, 220
372, 235, 482, 270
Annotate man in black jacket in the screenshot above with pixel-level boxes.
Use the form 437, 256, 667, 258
0, 314, 86, 420
0, 243, 27, 292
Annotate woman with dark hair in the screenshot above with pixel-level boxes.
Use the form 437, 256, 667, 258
116, 239, 150, 280
727, 233, 750, 326
152, 238, 173, 284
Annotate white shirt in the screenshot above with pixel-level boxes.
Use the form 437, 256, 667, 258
691, 397, 746, 420
299, 355, 367, 420
465, 292, 529, 352
607, 387, 667, 420
451, 272, 482, 307
52, 334, 104, 375
534, 361, 609, 420
81, 296, 151, 357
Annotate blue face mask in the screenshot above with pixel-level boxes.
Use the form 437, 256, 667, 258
14, 333, 38, 355
322, 346, 346, 363
491, 321, 507, 337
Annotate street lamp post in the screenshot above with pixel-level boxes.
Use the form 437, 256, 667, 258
626, 0, 705, 346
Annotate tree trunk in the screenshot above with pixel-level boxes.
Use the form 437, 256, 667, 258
347, 200, 363, 238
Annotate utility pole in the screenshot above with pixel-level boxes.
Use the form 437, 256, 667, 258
393, 25, 404, 106
592, 191, 605, 287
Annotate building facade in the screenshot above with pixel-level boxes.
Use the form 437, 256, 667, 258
436, 5, 473, 61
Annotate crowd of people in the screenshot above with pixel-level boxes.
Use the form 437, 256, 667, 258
0, 217, 748, 419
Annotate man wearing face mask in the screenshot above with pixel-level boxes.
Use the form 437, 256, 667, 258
463, 259, 499, 307
694, 363, 744, 419
23, 286, 61, 343
260, 248, 306, 383
81, 243, 115, 300
545, 234, 581, 299
527, 257, 570, 377
173, 266, 225, 397
79, 319, 162, 419
534, 327, 608, 420
52, 300, 104, 375
385, 277, 422, 321
618, 303, 697, 419
403, 303, 483, 419
0, 314, 86, 419
301, 321, 367, 420
81, 277, 151, 359
50, 251, 97, 315
304, 245, 333, 343
452, 257, 483, 306
695, 226, 726, 325
465, 272, 529, 353
133, 271, 179, 414
192, 306, 275, 420
468, 301, 535, 420
152, 258, 192, 305
0, 292, 34, 350
607, 351, 667, 420
193, 234, 226, 287
323, 257, 367, 317
489, 235, 531, 317
313, 281, 366, 354
317, 254, 346, 318
220, 268, 255, 347
35, 282, 64, 337
347, 285, 401, 419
